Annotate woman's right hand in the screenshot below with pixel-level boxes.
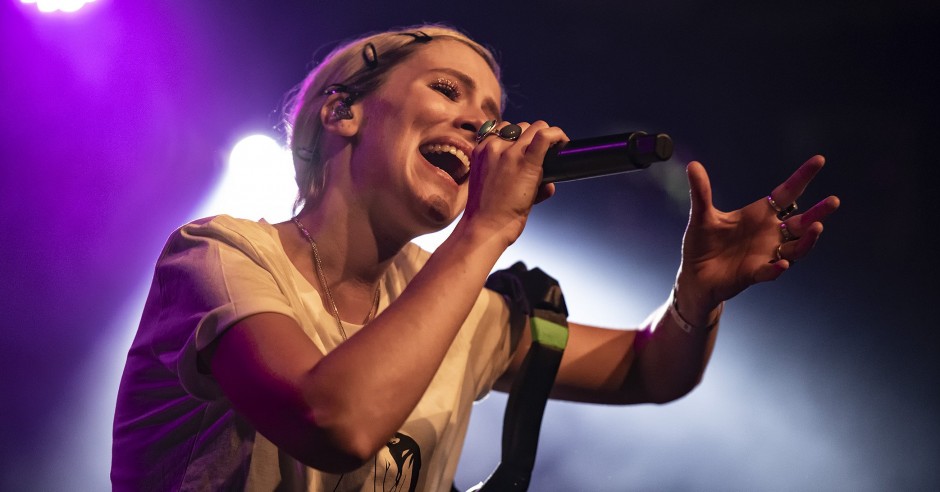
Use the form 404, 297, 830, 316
462, 120, 567, 246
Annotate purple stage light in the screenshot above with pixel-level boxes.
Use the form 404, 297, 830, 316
20, 0, 95, 13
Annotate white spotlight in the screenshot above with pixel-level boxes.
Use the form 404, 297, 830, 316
21, 0, 96, 13
199, 134, 296, 223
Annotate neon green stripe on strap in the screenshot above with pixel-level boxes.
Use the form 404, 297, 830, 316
529, 317, 569, 350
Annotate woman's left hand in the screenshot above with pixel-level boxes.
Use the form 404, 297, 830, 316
677, 155, 840, 311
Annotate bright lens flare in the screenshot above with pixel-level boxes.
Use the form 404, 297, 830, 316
200, 134, 296, 222
20, 0, 96, 13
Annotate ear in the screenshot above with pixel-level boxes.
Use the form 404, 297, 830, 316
320, 93, 360, 138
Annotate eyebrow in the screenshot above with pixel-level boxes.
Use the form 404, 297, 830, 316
430, 67, 501, 121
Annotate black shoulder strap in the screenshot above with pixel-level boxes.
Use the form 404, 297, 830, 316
468, 262, 569, 492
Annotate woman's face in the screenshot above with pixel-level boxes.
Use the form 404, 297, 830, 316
348, 39, 502, 237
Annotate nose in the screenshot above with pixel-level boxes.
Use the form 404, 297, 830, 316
460, 120, 480, 134
456, 107, 491, 140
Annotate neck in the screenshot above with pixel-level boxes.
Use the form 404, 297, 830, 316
293, 188, 407, 289
280, 196, 390, 324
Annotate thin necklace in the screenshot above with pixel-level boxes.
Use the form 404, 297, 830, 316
291, 217, 381, 341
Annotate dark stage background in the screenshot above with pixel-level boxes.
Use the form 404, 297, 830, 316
2, 0, 938, 490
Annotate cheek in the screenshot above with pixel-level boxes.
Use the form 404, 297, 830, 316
423, 97, 451, 115
352, 114, 408, 174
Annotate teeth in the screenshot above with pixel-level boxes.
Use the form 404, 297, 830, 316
419, 143, 470, 169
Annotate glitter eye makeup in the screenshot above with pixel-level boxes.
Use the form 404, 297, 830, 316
429, 77, 461, 100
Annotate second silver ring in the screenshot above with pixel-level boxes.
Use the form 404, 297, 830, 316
779, 222, 797, 242
497, 124, 522, 141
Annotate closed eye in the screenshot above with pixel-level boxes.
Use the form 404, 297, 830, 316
429, 77, 461, 101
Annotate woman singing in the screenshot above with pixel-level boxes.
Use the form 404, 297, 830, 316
112, 24, 839, 491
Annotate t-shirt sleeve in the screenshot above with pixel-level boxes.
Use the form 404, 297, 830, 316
466, 288, 522, 400
148, 217, 298, 400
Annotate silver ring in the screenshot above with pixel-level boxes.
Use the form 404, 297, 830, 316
773, 244, 784, 263
475, 119, 499, 143
497, 124, 522, 141
779, 222, 797, 242
767, 195, 798, 220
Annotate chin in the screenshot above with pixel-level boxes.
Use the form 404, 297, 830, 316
417, 193, 461, 232
426, 195, 456, 226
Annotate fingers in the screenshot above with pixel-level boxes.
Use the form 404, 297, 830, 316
764, 157, 837, 267
781, 195, 840, 237
774, 194, 838, 261
475, 120, 567, 156
469, 120, 565, 211
770, 155, 825, 206
486, 120, 566, 168
754, 259, 789, 283
472, 120, 567, 185
686, 161, 713, 222
534, 183, 556, 204
776, 221, 823, 263
798, 195, 841, 226
520, 121, 568, 164
689, 155, 836, 294
474, 121, 519, 153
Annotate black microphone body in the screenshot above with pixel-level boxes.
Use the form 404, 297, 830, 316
541, 131, 673, 184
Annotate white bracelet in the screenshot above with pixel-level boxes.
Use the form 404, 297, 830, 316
667, 286, 723, 334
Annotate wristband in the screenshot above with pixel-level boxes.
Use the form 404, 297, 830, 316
668, 286, 723, 334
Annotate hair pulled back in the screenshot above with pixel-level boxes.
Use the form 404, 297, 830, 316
284, 24, 502, 211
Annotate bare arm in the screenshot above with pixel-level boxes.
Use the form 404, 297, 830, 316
495, 305, 719, 405
207, 122, 565, 472
210, 221, 508, 472
498, 156, 839, 405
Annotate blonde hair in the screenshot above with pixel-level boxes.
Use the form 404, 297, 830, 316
284, 24, 503, 211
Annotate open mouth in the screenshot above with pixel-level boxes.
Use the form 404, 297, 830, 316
419, 143, 471, 185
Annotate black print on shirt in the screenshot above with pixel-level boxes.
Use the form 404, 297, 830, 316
375, 431, 421, 492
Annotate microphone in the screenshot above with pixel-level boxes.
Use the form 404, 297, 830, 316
541, 131, 673, 184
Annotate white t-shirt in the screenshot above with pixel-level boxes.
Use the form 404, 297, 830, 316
112, 215, 516, 491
